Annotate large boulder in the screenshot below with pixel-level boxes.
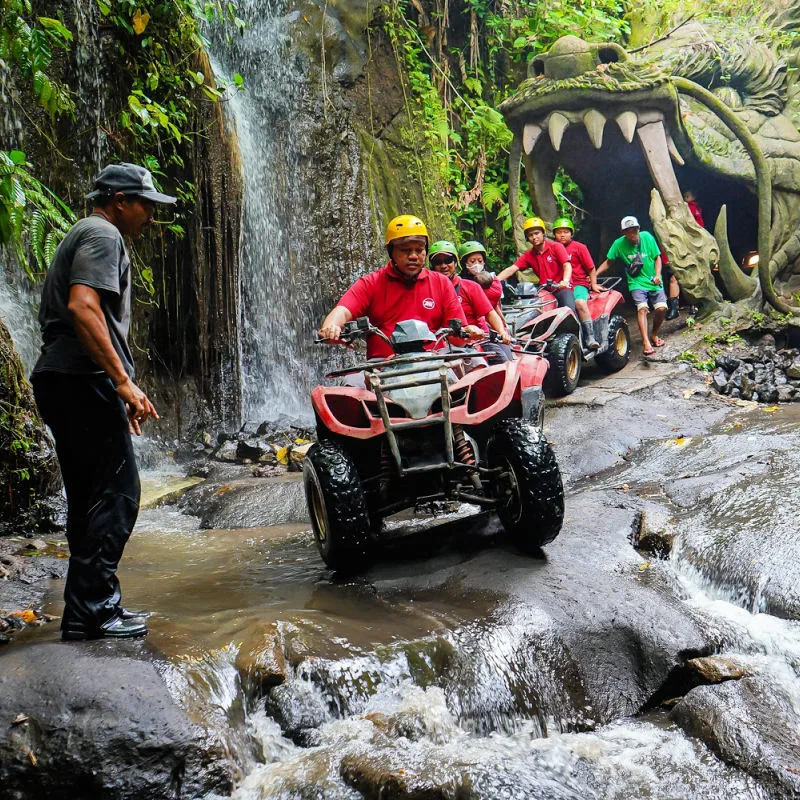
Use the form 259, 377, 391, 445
0, 641, 233, 800
671, 676, 800, 797
179, 472, 308, 529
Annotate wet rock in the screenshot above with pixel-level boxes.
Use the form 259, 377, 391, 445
23, 539, 48, 552
634, 514, 676, 559
290, 442, 313, 463
179, 472, 307, 528
0, 642, 232, 799
213, 439, 239, 462
777, 385, 796, 402
715, 355, 741, 373
711, 369, 729, 393
739, 374, 754, 400
236, 438, 272, 462
340, 752, 452, 800
235, 622, 287, 690
671, 677, 800, 797
685, 655, 751, 683
265, 680, 330, 743
786, 357, 800, 379
758, 384, 778, 403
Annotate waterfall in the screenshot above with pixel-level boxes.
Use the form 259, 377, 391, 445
209, 0, 331, 425
72, 0, 108, 169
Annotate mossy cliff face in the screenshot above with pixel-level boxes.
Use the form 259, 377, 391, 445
0, 318, 60, 533
280, 0, 454, 306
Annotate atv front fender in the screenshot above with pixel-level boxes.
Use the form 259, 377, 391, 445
519, 307, 580, 341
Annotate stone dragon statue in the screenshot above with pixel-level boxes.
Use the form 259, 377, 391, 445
498, 3, 800, 317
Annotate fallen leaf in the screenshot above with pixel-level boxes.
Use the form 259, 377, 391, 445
275, 446, 289, 466
639, 562, 651, 570
12, 714, 28, 725
216, 485, 233, 495
666, 436, 691, 448
7, 609, 38, 624
682, 388, 695, 399
762, 406, 781, 413
28, 750, 37, 766
132, 8, 150, 34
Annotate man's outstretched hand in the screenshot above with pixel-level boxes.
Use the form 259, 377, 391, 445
116, 377, 159, 436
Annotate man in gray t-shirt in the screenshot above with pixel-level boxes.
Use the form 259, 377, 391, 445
31, 162, 176, 641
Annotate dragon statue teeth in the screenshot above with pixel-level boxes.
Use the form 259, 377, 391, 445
499, 8, 800, 317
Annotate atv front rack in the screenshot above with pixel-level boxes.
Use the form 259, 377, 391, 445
367, 361, 453, 477
352, 354, 472, 478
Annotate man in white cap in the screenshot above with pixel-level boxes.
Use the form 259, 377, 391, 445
31, 163, 176, 640
597, 215, 666, 356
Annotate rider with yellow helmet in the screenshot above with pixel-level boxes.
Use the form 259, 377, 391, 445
496, 217, 576, 313
552, 217, 604, 352
318, 215, 481, 359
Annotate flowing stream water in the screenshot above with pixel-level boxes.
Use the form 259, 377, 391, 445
19, 399, 800, 799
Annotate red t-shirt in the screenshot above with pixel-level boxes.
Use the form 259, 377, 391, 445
688, 200, 705, 229
484, 276, 503, 306
513, 240, 569, 283
453, 275, 493, 331
338, 263, 467, 358
565, 240, 595, 288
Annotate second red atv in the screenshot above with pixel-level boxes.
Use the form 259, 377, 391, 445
503, 278, 630, 397
304, 318, 564, 573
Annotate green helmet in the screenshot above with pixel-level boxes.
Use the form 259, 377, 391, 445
457, 240, 487, 264
553, 217, 574, 232
428, 240, 459, 261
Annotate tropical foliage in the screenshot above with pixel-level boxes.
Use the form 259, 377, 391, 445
382, 0, 630, 262
0, 0, 244, 281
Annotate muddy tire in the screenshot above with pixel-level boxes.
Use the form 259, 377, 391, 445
488, 419, 564, 551
543, 332, 581, 397
596, 314, 630, 373
303, 440, 371, 573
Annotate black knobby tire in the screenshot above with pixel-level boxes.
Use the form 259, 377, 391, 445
488, 418, 564, 552
596, 314, 630, 373
543, 332, 582, 397
303, 439, 372, 573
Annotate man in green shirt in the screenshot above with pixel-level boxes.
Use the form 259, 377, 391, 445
597, 216, 667, 355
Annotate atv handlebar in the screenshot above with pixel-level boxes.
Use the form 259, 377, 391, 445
315, 317, 471, 349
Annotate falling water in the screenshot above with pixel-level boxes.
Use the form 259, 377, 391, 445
71, 0, 108, 170
209, 0, 333, 424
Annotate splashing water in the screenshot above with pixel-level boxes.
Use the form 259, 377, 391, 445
208, 1, 332, 424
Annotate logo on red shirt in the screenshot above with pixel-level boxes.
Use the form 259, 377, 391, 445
422, 298, 435, 310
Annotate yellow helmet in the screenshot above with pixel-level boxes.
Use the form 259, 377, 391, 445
523, 216, 547, 233
385, 214, 429, 246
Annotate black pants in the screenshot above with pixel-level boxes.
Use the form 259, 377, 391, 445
554, 288, 576, 313
32, 372, 140, 629
481, 341, 513, 364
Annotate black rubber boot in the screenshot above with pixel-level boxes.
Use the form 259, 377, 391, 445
665, 297, 680, 320
581, 320, 600, 352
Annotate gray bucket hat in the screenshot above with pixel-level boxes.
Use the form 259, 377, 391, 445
85, 162, 177, 204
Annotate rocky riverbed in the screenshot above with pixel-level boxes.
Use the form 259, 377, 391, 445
2, 353, 800, 799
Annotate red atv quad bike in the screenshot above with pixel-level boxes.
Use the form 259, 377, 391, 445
502, 278, 630, 397
304, 318, 564, 573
